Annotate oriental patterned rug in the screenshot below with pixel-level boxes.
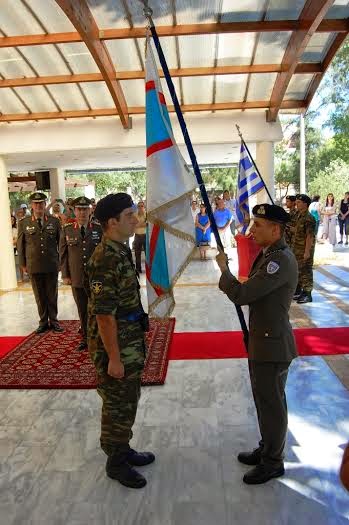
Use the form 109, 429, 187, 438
0, 318, 175, 389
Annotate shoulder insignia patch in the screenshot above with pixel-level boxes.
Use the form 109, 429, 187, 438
91, 281, 103, 295
267, 261, 280, 274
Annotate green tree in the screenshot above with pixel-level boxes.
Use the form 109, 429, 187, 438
308, 159, 349, 201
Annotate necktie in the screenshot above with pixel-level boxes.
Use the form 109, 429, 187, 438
37, 218, 42, 229
81, 225, 85, 239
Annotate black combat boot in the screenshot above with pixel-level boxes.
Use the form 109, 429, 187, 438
293, 285, 302, 300
106, 453, 147, 489
297, 291, 312, 304
127, 448, 155, 466
237, 447, 262, 466
243, 463, 285, 484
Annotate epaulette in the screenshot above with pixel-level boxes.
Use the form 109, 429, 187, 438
19, 216, 25, 221
265, 247, 285, 258
63, 222, 72, 228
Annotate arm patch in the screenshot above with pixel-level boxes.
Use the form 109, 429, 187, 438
267, 261, 280, 274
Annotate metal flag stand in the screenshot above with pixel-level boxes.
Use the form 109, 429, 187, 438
140, 1, 249, 350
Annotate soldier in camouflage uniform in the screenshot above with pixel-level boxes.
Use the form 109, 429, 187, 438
285, 195, 298, 247
86, 193, 154, 489
293, 194, 316, 304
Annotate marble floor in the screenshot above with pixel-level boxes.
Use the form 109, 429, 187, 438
0, 250, 348, 525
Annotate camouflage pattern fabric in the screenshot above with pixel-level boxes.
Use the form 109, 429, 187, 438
285, 208, 298, 247
86, 237, 145, 457
293, 211, 316, 293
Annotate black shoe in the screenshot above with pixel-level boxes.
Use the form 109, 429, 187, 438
51, 324, 64, 333
293, 286, 302, 300
127, 448, 155, 467
35, 324, 49, 334
75, 341, 88, 352
297, 292, 312, 304
243, 464, 285, 485
237, 447, 262, 466
106, 457, 147, 488
338, 240, 343, 244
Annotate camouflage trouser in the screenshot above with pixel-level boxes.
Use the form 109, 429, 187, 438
91, 338, 145, 457
295, 255, 314, 293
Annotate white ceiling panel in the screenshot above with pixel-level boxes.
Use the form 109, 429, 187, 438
301, 33, 336, 63
0, 88, 29, 113
175, 0, 222, 24
88, 0, 174, 28
79, 82, 114, 109
265, 0, 306, 21
285, 75, 313, 99
215, 75, 248, 103
120, 79, 145, 106
247, 73, 278, 100
182, 76, 214, 105
12, 86, 59, 113
217, 33, 255, 66
221, 0, 268, 22
43, 84, 90, 111
254, 32, 291, 64
178, 35, 216, 68
56, 43, 99, 74
105, 39, 144, 71
0, 47, 34, 79
325, 0, 349, 19
17, 45, 70, 76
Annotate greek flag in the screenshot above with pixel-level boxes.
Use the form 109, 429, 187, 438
236, 141, 266, 234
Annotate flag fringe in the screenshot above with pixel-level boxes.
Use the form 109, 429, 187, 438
148, 244, 197, 318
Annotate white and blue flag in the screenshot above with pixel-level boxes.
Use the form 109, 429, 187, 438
236, 142, 266, 234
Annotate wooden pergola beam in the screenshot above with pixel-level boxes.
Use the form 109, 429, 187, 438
55, 0, 130, 129
0, 100, 306, 122
0, 19, 347, 48
0, 63, 323, 89
305, 33, 348, 108
267, 0, 335, 122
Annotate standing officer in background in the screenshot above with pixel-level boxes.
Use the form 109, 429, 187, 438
293, 194, 316, 304
285, 195, 298, 247
216, 204, 298, 485
60, 197, 102, 351
17, 192, 63, 334
86, 193, 154, 489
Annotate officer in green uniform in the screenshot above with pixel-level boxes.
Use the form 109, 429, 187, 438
216, 203, 298, 485
17, 192, 63, 334
293, 194, 316, 304
86, 193, 154, 489
285, 195, 298, 247
60, 197, 102, 351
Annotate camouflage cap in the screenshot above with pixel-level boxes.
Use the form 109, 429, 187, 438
94, 193, 135, 223
29, 192, 47, 202
72, 196, 91, 208
296, 194, 311, 206
252, 203, 290, 224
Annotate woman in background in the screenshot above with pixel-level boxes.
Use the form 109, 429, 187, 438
338, 191, 349, 245
321, 193, 337, 246
309, 195, 321, 238
195, 203, 211, 261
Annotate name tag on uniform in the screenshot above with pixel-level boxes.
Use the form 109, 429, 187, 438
26, 226, 36, 232
46, 224, 55, 231
91, 231, 100, 239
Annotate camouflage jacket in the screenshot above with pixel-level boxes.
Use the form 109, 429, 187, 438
285, 208, 298, 247
293, 210, 316, 257
86, 237, 145, 356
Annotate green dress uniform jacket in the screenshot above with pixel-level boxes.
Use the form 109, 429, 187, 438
59, 221, 102, 287
17, 215, 61, 274
219, 237, 298, 362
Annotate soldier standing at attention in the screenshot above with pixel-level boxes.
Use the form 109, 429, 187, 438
216, 204, 298, 485
293, 194, 316, 304
60, 197, 102, 351
284, 195, 298, 247
17, 192, 63, 334
86, 193, 154, 489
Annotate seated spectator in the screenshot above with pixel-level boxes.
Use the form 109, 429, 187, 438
195, 203, 211, 261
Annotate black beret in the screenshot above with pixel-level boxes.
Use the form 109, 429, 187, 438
29, 192, 47, 202
94, 193, 135, 223
285, 195, 296, 202
72, 196, 91, 208
296, 194, 311, 206
252, 203, 290, 224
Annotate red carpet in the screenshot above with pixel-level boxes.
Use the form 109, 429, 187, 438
0, 318, 175, 389
168, 327, 349, 359
0, 326, 347, 389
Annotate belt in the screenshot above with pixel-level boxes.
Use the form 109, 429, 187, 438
118, 311, 143, 322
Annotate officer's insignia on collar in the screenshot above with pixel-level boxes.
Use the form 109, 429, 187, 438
92, 281, 103, 294
267, 261, 279, 274
258, 205, 265, 215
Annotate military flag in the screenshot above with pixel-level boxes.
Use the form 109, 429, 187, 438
236, 141, 266, 234
145, 38, 197, 317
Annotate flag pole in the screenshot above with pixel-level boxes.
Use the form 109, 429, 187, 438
141, 2, 249, 349
235, 125, 275, 205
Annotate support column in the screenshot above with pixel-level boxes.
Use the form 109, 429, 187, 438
300, 113, 306, 194
0, 157, 17, 291
49, 168, 66, 201
256, 141, 275, 203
